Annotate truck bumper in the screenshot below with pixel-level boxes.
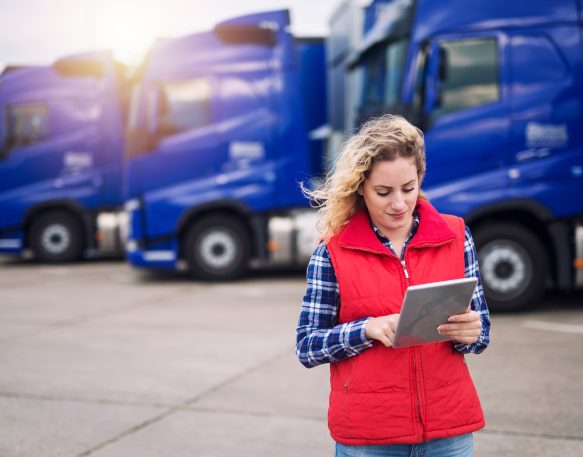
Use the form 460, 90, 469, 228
0, 233, 24, 254
126, 241, 177, 270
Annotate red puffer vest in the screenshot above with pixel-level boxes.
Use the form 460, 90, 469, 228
326, 199, 485, 445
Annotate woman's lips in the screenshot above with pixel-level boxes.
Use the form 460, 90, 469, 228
388, 212, 406, 220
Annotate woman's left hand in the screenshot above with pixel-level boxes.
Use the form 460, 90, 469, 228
437, 308, 482, 345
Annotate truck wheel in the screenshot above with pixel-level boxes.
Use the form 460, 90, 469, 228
473, 223, 548, 312
29, 211, 84, 262
184, 215, 251, 280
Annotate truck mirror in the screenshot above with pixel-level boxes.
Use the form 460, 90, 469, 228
438, 47, 448, 81
213, 24, 277, 46
423, 43, 445, 116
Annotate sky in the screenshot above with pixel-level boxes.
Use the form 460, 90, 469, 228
0, 0, 342, 70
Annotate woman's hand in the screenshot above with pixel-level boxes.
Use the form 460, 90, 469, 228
365, 314, 400, 347
437, 308, 482, 345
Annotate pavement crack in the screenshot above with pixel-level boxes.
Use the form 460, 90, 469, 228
0, 391, 172, 409
74, 346, 291, 457
182, 405, 326, 423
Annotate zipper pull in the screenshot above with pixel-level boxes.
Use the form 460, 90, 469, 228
401, 260, 409, 279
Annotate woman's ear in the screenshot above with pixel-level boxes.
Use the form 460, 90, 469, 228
357, 183, 364, 196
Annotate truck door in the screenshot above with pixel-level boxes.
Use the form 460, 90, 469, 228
420, 32, 511, 215
0, 100, 49, 191
214, 65, 276, 210
0, 75, 100, 228
127, 76, 221, 240
0, 98, 51, 229
508, 29, 583, 217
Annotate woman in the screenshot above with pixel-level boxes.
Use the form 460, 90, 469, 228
296, 115, 490, 456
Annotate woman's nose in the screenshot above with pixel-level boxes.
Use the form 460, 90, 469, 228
390, 194, 406, 210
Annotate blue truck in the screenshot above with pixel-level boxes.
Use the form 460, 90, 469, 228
0, 52, 128, 261
328, 0, 583, 310
124, 10, 327, 279
0, 9, 325, 271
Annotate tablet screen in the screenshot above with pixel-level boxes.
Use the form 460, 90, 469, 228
392, 277, 478, 348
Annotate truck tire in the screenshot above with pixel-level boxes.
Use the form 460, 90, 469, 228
29, 211, 84, 262
184, 215, 251, 280
473, 223, 548, 312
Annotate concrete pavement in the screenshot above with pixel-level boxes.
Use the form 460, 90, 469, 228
0, 258, 582, 456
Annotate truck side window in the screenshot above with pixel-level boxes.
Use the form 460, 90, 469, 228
1, 104, 49, 155
434, 38, 499, 117
359, 38, 409, 121
157, 78, 211, 137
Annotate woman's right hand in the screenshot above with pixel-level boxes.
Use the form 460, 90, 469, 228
365, 314, 400, 347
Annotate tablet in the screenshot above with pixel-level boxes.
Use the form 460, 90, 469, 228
392, 277, 478, 349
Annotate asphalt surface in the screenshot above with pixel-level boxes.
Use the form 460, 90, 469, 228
0, 258, 582, 457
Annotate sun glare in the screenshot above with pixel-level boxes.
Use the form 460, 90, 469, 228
92, 2, 162, 66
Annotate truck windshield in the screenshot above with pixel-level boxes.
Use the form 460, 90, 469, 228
357, 38, 409, 123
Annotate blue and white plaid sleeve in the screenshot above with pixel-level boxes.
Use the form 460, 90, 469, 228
454, 226, 491, 354
295, 242, 374, 368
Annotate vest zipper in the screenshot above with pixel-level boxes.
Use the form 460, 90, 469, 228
412, 350, 424, 428
401, 259, 409, 279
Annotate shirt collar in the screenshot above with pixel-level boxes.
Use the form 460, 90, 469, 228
369, 210, 420, 246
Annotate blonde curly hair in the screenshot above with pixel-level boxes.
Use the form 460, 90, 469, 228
307, 114, 427, 240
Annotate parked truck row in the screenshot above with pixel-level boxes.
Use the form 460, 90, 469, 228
0, 10, 326, 276
1, 2, 582, 311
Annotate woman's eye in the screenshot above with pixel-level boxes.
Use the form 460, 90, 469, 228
403, 188, 415, 193
376, 192, 389, 197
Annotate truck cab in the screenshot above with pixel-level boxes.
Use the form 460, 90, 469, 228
331, 0, 583, 310
124, 10, 327, 279
0, 52, 128, 261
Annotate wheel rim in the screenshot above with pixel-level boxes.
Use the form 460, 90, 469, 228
198, 229, 238, 270
479, 240, 533, 300
41, 224, 71, 255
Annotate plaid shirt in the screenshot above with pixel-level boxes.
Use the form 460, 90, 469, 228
296, 211, 491, 368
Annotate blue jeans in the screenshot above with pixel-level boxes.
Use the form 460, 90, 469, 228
335, 433, 473, 457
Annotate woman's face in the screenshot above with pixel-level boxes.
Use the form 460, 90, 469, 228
358, 157, 420, 237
